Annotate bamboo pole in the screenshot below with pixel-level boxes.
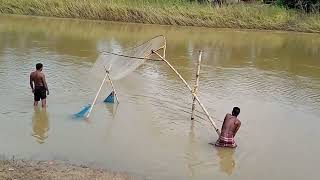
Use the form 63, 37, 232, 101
152, 50, 220, 136
191, 51, 202, 120
163, 41, 167, 59
86, 72, 109, 119
104, 66, 119, 103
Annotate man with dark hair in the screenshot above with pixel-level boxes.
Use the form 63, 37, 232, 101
30, 63, 49, 107
215, 107, 241, 148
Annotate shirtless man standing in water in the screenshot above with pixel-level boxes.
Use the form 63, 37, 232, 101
30, 63, 49, 107
215, 107, 241, 148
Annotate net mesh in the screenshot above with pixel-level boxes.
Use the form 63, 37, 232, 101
91, 35, 166, 80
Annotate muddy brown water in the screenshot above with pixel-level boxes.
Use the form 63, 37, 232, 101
0, 15, 320, 180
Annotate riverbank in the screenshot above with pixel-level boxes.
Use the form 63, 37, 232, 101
0, 160, 138, 180
0, 0, 319, 33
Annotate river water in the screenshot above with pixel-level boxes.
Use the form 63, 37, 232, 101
0, 15, 319, 180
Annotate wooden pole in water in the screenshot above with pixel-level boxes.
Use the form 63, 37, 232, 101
152, 50, 220, 136
191, 51, 202, 120
104, 66, 119, 104
86, 72, 109, 119
163, 42, 167, 59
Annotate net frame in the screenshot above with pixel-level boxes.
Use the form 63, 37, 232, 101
100, 35, 166, 61
80, 36, 220, 136
92, 35, 167, 81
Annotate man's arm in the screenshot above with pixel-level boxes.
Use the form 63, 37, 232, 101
221, 114, 231, 130
42, 74, 49, 95
30, 73, 34, 92
233, 120, 241, 137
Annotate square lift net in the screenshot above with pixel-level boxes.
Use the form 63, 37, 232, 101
91, 35, 166, 81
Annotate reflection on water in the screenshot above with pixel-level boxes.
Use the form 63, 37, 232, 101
216, 147, 236, 176
32, 107, 49, 144
187, 121, 197, 178
105, 103, 119, 118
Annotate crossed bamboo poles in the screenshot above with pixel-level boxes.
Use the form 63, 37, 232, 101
85, 65, 119, 119
86, 47, 220, 136
151, 50, 220, 136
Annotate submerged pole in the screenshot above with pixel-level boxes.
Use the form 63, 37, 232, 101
152, 50, 220, 136
191, 51, 202, 120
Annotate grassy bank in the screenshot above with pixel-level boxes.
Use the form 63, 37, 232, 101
0, 0, 319, 33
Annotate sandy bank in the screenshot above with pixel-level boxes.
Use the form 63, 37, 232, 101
0, 160, 143, 180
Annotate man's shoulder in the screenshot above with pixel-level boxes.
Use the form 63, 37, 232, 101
225, 113, 232, 117
30, 71, 36, 78
30, 71, 44, 78
37, 71, 45, 76
235, 119, 241, 125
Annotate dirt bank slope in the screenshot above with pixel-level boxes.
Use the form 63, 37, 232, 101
0, 160, 142, 180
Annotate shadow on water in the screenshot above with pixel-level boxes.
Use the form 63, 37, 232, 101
32, 107, 49, 144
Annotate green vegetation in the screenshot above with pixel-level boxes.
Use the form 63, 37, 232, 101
276, 0, 320, 12
0, 0, 319, 33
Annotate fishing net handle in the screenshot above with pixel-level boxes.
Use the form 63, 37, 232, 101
100, 51, 162, 61
99, 43, 166, 62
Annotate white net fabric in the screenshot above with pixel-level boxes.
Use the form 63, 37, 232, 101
91, 35, 166, 80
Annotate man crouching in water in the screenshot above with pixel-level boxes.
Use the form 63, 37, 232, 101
215, 107, 241, 148
30, 63, 49, 107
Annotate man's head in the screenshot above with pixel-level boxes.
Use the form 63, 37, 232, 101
36, 63, 43, 71
232, 107, 240, 117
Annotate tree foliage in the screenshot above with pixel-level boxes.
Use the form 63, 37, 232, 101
276, 0, 320, 12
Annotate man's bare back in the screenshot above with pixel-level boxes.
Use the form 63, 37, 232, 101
30, 71, 45, 87
215, 107, 241, 148
221, 114, 241, 138
30, 63, 49, 107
